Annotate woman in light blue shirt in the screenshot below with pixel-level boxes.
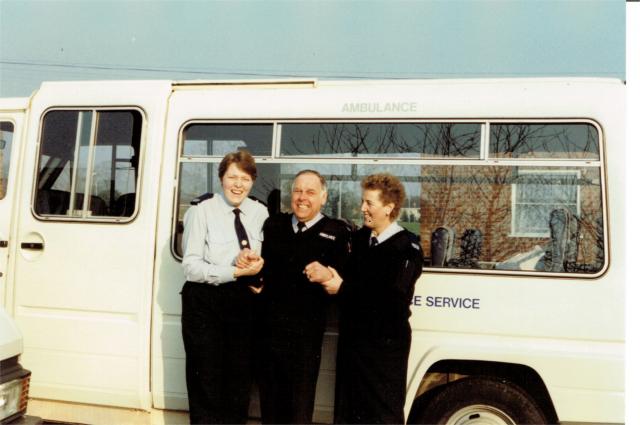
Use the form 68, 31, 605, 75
181, 150, 268, 424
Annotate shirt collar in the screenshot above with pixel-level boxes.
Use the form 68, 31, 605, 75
371, 221, 403, 245
292, 212, 323, 232
219, 194, 252, 215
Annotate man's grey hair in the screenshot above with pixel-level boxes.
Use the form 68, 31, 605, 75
292, 169, 327, 192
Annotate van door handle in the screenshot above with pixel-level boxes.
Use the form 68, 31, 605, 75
21, 242, 44, 250
0, 240, 7, 248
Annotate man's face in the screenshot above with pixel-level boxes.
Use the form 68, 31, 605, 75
291, 173, 327, 223
221, 162, 253, 207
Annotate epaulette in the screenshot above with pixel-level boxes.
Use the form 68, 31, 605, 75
190, 193, 214, 205
249, 195, 267, 208
406, 231, 422, 251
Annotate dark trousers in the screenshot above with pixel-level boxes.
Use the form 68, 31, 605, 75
334, 335, 410, 425
258, 328, 324, 424
181, 281, 253, 424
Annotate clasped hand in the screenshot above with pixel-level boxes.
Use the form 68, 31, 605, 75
304, 261, 343, 295
234, 248, 264, 277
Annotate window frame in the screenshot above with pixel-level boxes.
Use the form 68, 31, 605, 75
32, 106, 146, 223
171, 118, 608, 279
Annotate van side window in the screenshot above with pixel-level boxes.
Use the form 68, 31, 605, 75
281, 123, 481, 158
34, 109, 143, 220
490, 123, 599, 159
175, 123, 276, 256
0, 121, 14, 200
173, 120, 605, 276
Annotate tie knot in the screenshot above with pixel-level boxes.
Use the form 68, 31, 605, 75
370, 237, 379, 247
233, 208, 242, 217
297, 221, 306, 233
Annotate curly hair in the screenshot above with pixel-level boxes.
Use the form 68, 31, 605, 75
361, 173, 405, 221
218, 150, 257, 181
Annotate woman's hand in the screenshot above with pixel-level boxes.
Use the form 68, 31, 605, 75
304, 262, 343, 294
235, 248, 257, 268
234, 254, 264, 277
318, 266, 343, 295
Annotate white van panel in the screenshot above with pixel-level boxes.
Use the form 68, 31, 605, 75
11, 81, 172, 408
0, 307, 22, 360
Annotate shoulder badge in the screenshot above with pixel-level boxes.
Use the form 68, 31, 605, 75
319, 232, 336, 241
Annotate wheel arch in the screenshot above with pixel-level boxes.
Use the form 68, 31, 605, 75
407, 358, 559, 424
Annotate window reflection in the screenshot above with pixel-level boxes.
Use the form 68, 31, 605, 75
182, 124, 273, 157
490, 123, 599, 159
175, 122, 604, 275
281, 123, 481, 158
421, 165, 603, 273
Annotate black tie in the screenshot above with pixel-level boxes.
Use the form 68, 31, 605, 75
370, 237, 379, 247
297, 221, 306, 233
233, 208, 251, 250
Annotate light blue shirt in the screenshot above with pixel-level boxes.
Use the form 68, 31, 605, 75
182, 194, 269, 285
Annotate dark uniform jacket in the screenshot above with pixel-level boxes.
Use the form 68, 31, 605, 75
260, 213, 351, 340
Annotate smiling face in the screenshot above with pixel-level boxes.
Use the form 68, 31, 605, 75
361, 189, 394, 235
221, 162, 254, 207
291, 172, 327, 223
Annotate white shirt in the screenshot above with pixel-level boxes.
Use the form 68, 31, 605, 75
371, 221, 403, 245
182, 194, 269, 285
292, 212, 324, 233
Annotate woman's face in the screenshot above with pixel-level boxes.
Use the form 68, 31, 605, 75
361, 189, 393, 233
221, 162, 254, 207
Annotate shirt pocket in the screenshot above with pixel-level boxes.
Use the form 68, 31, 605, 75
247, 227, 264, 253
205, 228, 238, 265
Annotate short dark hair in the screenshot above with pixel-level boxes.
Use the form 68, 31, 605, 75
361, 173, 405, 221
293, 169, 327, 191
218, 150, 257, 181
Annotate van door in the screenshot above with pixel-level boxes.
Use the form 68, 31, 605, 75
10, 82, 171, 409
0, 109, 25, 309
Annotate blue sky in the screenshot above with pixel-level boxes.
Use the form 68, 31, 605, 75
0, 0, 625, 96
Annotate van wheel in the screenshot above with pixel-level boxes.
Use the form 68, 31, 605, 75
412, 376, 549, 425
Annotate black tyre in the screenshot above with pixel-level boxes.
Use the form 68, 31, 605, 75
413, 376, 549, 425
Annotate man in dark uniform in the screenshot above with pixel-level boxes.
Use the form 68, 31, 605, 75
258, 170, 351, 424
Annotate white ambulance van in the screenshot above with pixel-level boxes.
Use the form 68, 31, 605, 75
0, 78, 624, 424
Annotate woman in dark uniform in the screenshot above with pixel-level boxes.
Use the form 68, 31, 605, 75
306, 173, 423, 424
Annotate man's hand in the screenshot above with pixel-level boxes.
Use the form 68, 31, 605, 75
304, 261, 333, 283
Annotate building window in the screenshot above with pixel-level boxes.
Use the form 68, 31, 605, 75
511, 170, 580, 237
